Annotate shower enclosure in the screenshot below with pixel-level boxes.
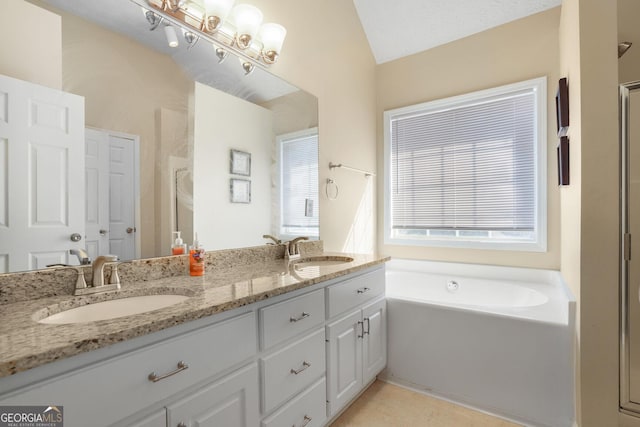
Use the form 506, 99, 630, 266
621, 81, 640, 416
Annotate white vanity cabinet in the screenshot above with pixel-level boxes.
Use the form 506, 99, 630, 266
258, 289, 327, 426
0, 263, 386, 427
0, 312, 259, 427
325, 268, 387, 418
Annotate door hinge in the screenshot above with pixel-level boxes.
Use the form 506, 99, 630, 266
625, 232, 631, 261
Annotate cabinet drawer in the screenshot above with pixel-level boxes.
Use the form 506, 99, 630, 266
0, 312, 257, 427
261, 377, 327, 427
326, 268, 385, 318
260, 289, 324, 349
261, 328, 325, 413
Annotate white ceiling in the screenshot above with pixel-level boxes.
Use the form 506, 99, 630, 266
353, 0, 562, 64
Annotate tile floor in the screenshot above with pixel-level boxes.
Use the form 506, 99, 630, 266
329, 380, 522, 427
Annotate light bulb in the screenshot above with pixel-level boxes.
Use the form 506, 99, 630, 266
232, 4, 263, 49
259, 23, 286, 63
203, 0, 235, 32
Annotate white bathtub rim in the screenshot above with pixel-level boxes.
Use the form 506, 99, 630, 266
387, 258, 576, 303
386, 258, 575, 326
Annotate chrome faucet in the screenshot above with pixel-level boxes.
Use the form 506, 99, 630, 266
74, 255, 119, 296
263, 234, 282, 245
285, 237, 309, 260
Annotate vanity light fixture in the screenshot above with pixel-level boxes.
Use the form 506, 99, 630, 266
241, 61, 255, 75
216, 47, 229, 63
183, 29, 199, 49
137, 0, 286, 72
202, 0, 235, 33
231, 4, 263, 49
143, 9, 163, 30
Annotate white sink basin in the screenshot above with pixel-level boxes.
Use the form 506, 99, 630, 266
292, 255, 354, 269
37, 295, 190, 325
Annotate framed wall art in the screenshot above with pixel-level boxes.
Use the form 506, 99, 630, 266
230, 178, 251, 203
230, 149, 251, 176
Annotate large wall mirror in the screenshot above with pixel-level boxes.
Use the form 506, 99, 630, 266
0, 0, 319, 274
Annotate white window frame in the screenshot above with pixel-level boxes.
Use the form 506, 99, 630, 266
383, 77, 547, 252
277, 127, 320, 241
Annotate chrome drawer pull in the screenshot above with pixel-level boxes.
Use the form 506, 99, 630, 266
293, 415, 312, 427
357, 287, 371, 294
290, 361, 311, 375
364, 317, 370, 335
148, 360, 189, 382
177, 423, 187, 427
289, 312, 310, 322
357, 320, 364, 338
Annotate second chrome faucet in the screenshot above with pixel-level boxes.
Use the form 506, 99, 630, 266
74, 255, 120, 296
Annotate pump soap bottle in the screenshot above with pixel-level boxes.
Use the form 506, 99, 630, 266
172, 231, 187, 255
189, 233, 205, 276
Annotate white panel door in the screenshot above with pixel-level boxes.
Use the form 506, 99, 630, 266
362, 298, 387, 385
84, 129, 138, 261
326, 309, 362, 417
84, 128, 109, 260
0, 73, 84, 272
108, 134, 136, 261
166, 363, 259, 427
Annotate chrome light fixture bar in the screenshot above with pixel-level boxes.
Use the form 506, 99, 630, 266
132, 0, 286, 72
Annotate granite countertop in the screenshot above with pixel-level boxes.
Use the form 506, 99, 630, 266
0, 252, 388, 378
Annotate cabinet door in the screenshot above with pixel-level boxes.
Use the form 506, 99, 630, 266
362, 298, 387, 385
166, 363, 259, 427
326, 310, 363, 417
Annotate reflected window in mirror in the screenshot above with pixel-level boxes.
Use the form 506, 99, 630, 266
278, 128, 319, 239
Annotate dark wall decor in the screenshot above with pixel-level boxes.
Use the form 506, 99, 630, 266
556, 77, 569, 137
556, 78, 570, 186
557, 136, 570, 186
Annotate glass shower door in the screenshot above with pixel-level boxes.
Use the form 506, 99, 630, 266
621, 82, 640, 415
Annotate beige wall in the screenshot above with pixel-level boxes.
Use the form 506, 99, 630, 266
375, 8, 561, 269
558, 0, 582, 423
250, 0, 377, 253
560, 0, 621, 425
193, 82, 273, 250
0, 0, 61, 90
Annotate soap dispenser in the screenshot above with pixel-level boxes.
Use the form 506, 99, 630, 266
189, 232, 205, 276
171, 231, 187, 255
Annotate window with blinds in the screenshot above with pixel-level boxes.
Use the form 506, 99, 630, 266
279, 128, 319, 238
384, 78, 547, 251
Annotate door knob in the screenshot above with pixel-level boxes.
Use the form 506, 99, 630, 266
126, 227, 136, 234
70, 233, 82, 242
99, 229, 108, 235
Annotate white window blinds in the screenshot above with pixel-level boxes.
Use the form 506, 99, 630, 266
280, 130, 319, 237
385, 78, 546, 250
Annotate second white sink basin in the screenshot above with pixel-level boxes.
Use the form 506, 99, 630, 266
38, 295, 190, 325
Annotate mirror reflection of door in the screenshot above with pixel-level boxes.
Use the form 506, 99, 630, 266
0, 74, 84, 273
622, 82, 640, 415
84, 128, 139, 262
